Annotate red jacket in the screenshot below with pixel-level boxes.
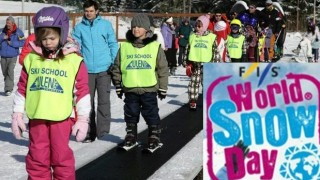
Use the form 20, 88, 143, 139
208, 14, 230, 35
18, 33, 35, 65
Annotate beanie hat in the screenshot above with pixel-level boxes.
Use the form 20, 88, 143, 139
166, 17, 173, 23
196, 14, 210, 31
131, 14, 150, 31
265, 0, 273, 5
6, 16, 15, 24
214, 21, 227, 32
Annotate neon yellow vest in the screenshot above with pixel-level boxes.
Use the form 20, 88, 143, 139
227, 35, 245, 59
258, 35, 266, 56
120, 41, 159, 88
188, 33, 216, 62
24, 53, 83, 121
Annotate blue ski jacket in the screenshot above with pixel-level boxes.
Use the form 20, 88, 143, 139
72, 15, 118, 73
0, 27, 25, 58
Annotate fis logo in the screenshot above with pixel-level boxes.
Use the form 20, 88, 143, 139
126, 60, 152, 70
30, 76, 63, 93
194, 43, 207, 48
239, 63, 280, 87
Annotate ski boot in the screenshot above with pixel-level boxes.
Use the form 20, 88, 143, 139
170, 67, 177, 76
119, 123, 138, 151
145, 125, 163, 153
189, 101, 197, 111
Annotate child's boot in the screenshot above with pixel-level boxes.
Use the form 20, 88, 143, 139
124, 123, 137, 147
148, 125, 161, 149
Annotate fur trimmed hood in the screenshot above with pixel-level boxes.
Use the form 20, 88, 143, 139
125, 30, 158, 47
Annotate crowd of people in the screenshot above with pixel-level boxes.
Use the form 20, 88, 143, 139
2, 0, 318, 179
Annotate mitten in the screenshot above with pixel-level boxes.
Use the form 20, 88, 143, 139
115, 85, 123, 99
72, 116, 89, 142
158, 89, 167, 100
11, 112, 26, 139
186, 63, 193, 77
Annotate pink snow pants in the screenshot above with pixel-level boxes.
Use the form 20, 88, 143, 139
26, 118, 75, 180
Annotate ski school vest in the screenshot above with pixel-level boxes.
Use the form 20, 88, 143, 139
227, 35, 245, 59
188, 33, 216, 62
120, 41, 159, 88
24, 53, 83, 121
258, 35, 266, 56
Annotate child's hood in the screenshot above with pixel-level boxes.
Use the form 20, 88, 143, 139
125, 29, 158, 47
29, 36, 81, 57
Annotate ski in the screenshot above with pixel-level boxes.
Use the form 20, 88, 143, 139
118, 142, 139, 151
142, 143, 163, 154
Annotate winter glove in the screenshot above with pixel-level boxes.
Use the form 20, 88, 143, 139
158, 89, 167, 100
115, 85, 123, 99
11, 112, 26, 139
72, 116, 89, 142
186, 63, 193, 77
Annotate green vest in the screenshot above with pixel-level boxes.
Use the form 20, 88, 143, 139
24, 53, 83, 121
188, 33, 216, 62
227, 35, 245, 59
120, 41, 159, 88
258, 35, 266, 56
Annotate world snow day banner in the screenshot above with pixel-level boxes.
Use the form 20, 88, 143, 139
203, 63, 320, 180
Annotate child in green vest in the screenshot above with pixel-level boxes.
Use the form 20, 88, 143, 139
111, 14, 169, 151
11, 7, 90, 179
186, 14, 219, 110
226, 19, 248, 62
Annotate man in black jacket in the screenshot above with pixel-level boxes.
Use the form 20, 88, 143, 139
260, 0, 281, 61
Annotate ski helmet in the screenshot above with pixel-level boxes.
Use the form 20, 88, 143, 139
34, 6, 69, 45
248, 17, 258, 27
230, 19, 242, 32
236, 13, 249, 26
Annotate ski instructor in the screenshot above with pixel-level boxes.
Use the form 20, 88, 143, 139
72, 0, 118, 142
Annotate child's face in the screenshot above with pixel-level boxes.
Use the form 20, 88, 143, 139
41, 31, 60, 50
132, 26, 147, 39
195, 24, 203, 33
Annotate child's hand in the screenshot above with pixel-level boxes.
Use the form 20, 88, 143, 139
115, 85, 123, 99
11, 112, 26, 139
186, 63, 193, 77
158, 89, 167, 100
72, 116, 89, 142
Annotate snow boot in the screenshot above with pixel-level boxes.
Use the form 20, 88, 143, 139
148, 125, 161, 150
170, 67, 177, 76
124, 123, 137, 147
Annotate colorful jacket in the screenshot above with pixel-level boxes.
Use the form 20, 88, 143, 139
0, 25, 25, 58
175, 22, 192, 47
13, 38, 91, 119
161, 22, 174, 49
72, 15, 118, 73
111, 30, 169, 95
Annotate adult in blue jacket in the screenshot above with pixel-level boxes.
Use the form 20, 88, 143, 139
72, 0, 118, 142
0, 16, 25, 96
